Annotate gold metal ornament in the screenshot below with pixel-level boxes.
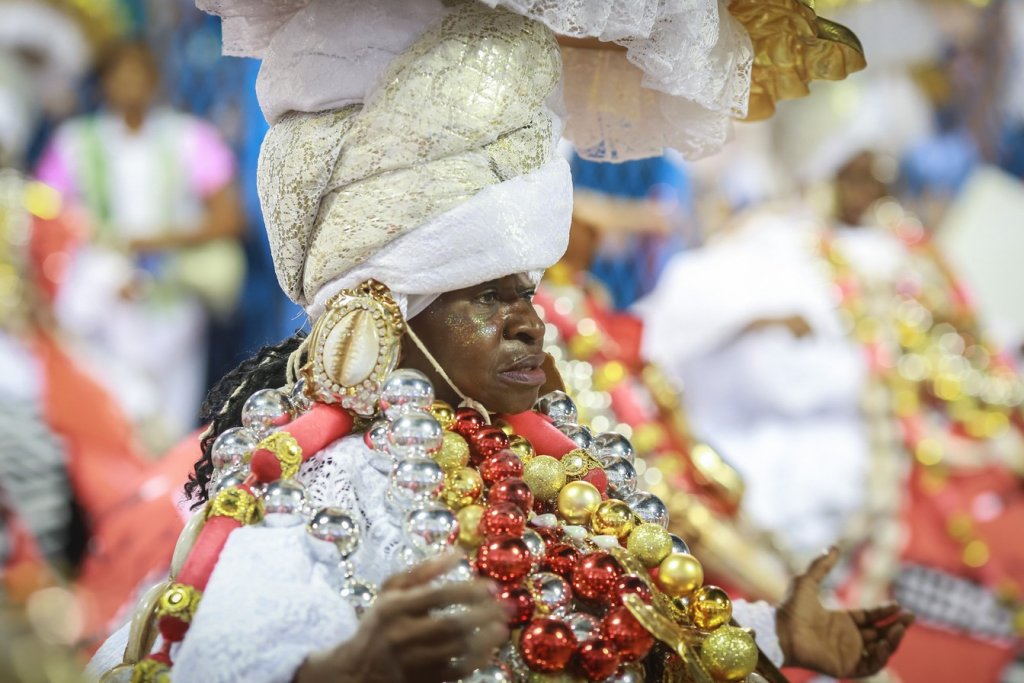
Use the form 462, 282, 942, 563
457, 504, 485, 548
700, 626, 758, 682
626, 523, 673, 568
442, 467, 484, 509
430, 400, 456, 430
561, 449, 590, 478
300, 280, 405, 416
689, 586, 733, 631
729, 0, 866, 121
591, 499, 635, 539
254, 432, 303, 479
508, 434, 536, 461
657, 553, 704, 598
434, 431, 471, 472
206, 487, 264, 526
130, 658, 171, 683
556, 480, 602, 525
523, 455, 567, 502
155, 583, 202, 623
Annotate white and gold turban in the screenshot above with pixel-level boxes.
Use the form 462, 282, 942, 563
197, 0, 863, 316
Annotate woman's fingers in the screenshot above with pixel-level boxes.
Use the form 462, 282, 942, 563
378, 579, 496, 620
381, 552, 463, 592
400, 602, 508, 647
797, 547, 840, 587
396, 619, 508, 679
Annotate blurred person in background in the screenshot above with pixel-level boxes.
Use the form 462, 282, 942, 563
640, 64, 1024, 682
36, 39, 244, 454
0, 32, 193, 652
540, 154, 794, 604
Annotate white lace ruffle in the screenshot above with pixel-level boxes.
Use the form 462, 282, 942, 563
88, 434, 411, 682
197, 0, 752, 160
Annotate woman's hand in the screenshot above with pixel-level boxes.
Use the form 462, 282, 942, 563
296, 554, 509, 683
776, 547, 914, 678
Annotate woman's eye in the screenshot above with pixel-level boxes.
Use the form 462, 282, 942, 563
521, 289, 536, 302
477, 291, 498, 304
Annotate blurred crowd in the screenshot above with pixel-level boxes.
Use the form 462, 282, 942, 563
3, 0, 1024, 681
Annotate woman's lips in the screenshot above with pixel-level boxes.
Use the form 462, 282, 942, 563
499, 355, 547, 386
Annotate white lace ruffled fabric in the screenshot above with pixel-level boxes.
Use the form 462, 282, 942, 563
197, 0, 752, 161
88, 433, 782, 681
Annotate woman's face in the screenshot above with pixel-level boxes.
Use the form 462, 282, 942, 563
404, 273, 546, 415
834, 151, 888, 226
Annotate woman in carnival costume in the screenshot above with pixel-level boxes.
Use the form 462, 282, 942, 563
641, 65, 1024, 682
92, 2, 909, 682
540, 156, 793, 605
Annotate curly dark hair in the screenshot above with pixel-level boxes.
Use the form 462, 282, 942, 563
184, 331, 306, 509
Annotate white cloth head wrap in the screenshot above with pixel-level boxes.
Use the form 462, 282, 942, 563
196, 0, 756, 317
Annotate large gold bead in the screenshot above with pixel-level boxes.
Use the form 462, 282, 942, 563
442, 467, 483, 509
433, 431, 470, 473
523, 455, 566, 502
657, 553, 704, 598
690, 585, 733, 631
591, 499, 635, 539
556, 480, 602, 525
429, 400, 456, 430
700, 626, 758, 682
508, 434, 535, 461
626, 523, 673, 568
457, 504, 485, 548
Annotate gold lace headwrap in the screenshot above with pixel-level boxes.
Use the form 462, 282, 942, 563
257, 3, 562, 307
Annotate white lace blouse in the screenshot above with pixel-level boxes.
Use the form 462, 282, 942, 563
88, 434, 782, 681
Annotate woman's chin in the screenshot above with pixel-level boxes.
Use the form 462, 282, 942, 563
486, 389, 540, 416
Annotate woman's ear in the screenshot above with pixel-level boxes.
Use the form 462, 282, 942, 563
538, 352, 566, 396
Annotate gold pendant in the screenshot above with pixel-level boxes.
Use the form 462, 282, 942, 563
301, 280, 405, 416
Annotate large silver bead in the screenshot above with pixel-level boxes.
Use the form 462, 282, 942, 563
626, 492, 669, 528
308, 506, 362, 558
379, 369, 435, 420
669, 533, 690, 555
339, 578, 377, 617
603, 457, 638, 499
529, 572, 571, 613
534, 391, 578, 425
289, 379, 314, 413
460, 664, 514, 683
389, 457, 444, 507
241, 389, 294, 438
404, 503, 459, 554
521, 528, 546, 561
211, 467, 248, 496
556, 423, 593, 451
211, 427, 259, 470
387, 411, 444, 458
261, 479, 307, 526
438, 557, 475, 584
364, 419, 393, 473
593, 432, 635, 464
566, 612, 600, 643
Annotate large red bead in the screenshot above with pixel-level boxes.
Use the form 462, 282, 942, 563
454, 408, 487, 438
520, 618, 578, 673
469, 426, 510, 464
479, 449, 524, 486
489, 477, 534, 514
615, 575, 653, 605
499, 586, 534, 627
571, 552, 624, 602
576, 637, 620, 680
543, 543, 581, 578
476, 536, 532, 583
602, 606, 654, 662
481, 502, 527, 537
